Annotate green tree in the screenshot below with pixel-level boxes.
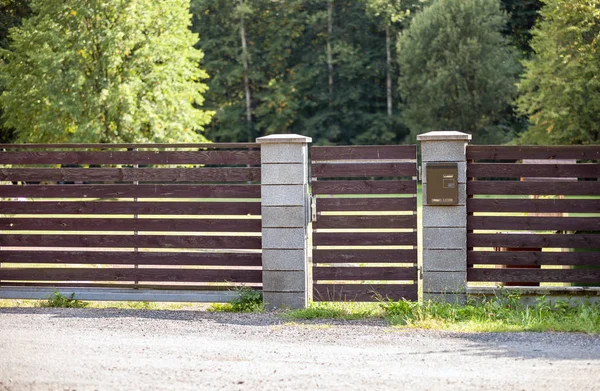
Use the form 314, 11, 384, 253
0, 0, 212, 143
516, 0, 600, 145
397, 0, 519, 143
0, 0, 32, 143
499, 0, 543, 57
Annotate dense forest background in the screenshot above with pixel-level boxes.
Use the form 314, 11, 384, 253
0, 0, 597, 145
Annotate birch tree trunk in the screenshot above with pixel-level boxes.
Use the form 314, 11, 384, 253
240, 0, 252, 141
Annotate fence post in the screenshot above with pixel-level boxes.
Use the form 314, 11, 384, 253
417, 131, 471, 304
257, 134, 312, 309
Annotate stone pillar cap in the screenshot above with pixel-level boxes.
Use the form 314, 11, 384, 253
257, 134, 312, 144
417, 131, 472, 141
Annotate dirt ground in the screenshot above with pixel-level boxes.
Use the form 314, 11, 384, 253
1, 308, 599, 391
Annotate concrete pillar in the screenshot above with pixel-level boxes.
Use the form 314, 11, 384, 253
257, 134, 312, 309
417, 131, 471, 304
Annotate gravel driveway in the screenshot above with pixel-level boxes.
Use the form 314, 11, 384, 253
0, 307, 599, 390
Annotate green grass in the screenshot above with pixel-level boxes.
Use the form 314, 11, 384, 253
285, 292, 600, 333
207, 287, 264, 313
283, 301, 382, 321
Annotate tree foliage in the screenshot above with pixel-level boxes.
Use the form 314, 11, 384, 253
499, 0, 543, 57
516, 0, 600, 145
0, 0, 212, 143
397, 0, 519, 143
192, 0, 422, 145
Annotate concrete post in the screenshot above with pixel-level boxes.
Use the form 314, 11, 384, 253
417, 131, 471, 304
257, 134, 312, 309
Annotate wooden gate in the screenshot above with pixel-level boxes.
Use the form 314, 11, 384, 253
311, 145, 418, 302
0, 143, 262, 302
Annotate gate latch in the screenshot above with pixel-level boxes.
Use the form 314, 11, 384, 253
311, 195, 317, 222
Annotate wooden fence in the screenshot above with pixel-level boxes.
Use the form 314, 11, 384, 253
467, 146, 600, 285
0, 143, 262, 299
311, 145, 418, 301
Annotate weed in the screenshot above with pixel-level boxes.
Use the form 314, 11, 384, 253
40, 290, 88, 308
208, 287, 263, 313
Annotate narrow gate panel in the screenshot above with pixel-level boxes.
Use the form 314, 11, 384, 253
311, 145, 418, 302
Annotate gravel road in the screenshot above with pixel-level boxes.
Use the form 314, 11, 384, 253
0, 307, 599, 391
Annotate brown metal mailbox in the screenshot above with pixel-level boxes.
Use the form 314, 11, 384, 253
426, 163, 458, 205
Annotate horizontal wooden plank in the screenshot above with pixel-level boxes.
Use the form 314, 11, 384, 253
467, 181, 600, 196
0, 201, 261, 216
468, 251, 600, 266
313, 215, 416, 229
468, 233, 600, 249
313, 232, 417, 246
467, 146, 600, 161
312, 180, 417, 195
468, 163, 600, 178
313, 266, 417, 281
0, 150, 261, 165
313, 249, 417, 264
0, 218, 261, 232
468, 216, 600, 231
313, 284, 417, 302
0, 184, 261, 198
316, 197, 416, 212
0, 168, 260, 183
0, 282, 259, 290
311, 145, 416, 161
0, 268, 262, 283
467, 198, 600, 213
0, 234, 261, 249
468, 268, 600, 283
311, 163, 416, 179
0, 251, 262, 266
0, 143, 260, 149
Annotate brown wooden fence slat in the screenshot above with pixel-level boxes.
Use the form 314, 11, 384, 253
467, 181, 600, 196
468, 251, 600, 266
0, 234, 261, 249
0, 201, 261, 216
0, 282, 261, 290
467, 198, 600, 213
0, 184, 261, 199
0, 251, 262, 266
0, 268, 262, 283
467, 268, 600, 283
316, 197, 416, 212
0, 218, 262, 232
313, 215, 416, 229
311, 145, 416, 161
313, 232, 417, 246
466, 145, 600, 161
312, 180, 416, 195
0, 142, 260, 149
468, 233, 600, 248
313, 266, 417, 281
468, 163, 600, 178
0, 150, 261, 165
468, 216, 600, 231
0, 168, 260, 183
313, 249, 417, 264
313, 284, 418, 302
311, 163, 416, 178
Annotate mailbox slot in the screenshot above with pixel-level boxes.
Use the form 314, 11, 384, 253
426, 163, 458, 205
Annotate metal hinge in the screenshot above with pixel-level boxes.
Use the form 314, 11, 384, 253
311, 195, 317, 222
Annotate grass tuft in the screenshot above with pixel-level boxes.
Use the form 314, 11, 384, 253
207, 287, 264, 313
39, 290, 88, 308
